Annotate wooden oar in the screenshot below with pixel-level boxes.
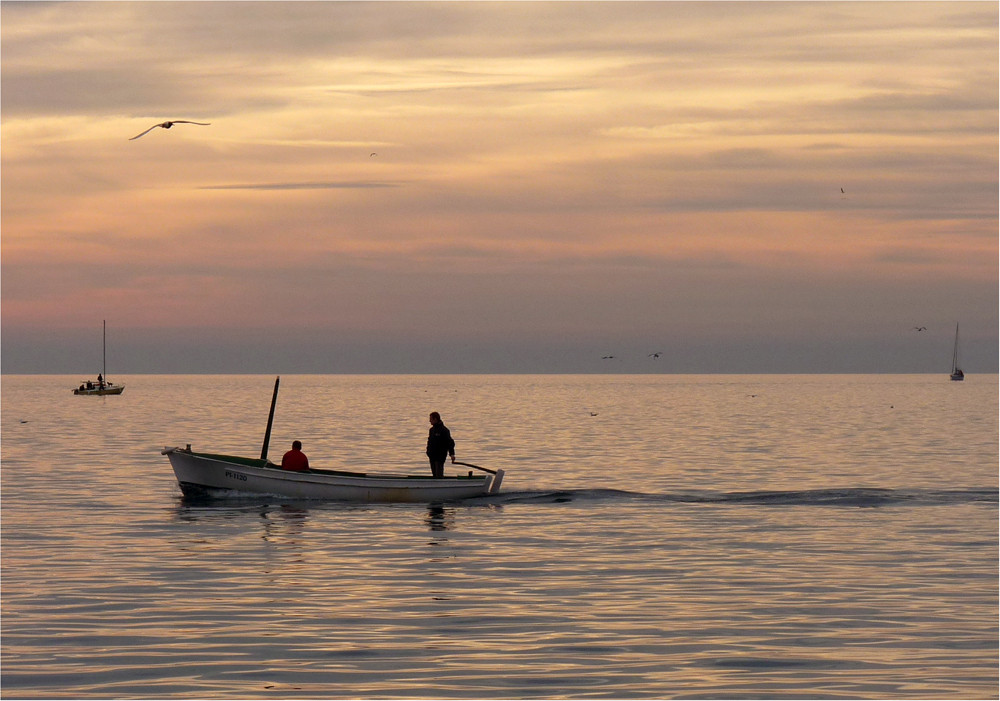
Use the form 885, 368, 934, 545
453, 460, 496, 475
454, 461, 497, 475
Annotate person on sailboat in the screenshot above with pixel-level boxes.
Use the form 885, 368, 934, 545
426, 412, 456, 478
97, 373, 104, 388
281, 440, 310, 472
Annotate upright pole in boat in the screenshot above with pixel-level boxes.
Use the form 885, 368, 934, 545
102, 319, 106, 382
260, 375, 280, 460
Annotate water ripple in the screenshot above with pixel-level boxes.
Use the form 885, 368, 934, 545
2, 374, 996, 699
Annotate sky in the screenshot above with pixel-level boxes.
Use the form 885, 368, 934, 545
2, 1, 997, 374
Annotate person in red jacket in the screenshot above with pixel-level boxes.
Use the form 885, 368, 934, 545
281, 440, 310, 472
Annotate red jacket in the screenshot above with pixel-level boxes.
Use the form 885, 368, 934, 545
281, 449, 310, 472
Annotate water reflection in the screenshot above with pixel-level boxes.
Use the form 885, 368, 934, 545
258, 504, 308, 542
425, 503, 455, 533
173, 496, 317, 527
173, 497, 465, 540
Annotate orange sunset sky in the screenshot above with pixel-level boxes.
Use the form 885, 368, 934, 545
2, 1, 997, 373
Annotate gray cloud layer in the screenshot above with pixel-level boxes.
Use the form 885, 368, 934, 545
2, 2, 996, 373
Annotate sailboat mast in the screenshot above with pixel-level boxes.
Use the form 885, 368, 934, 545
103, 319, 107, 379
952, 323, 959, 373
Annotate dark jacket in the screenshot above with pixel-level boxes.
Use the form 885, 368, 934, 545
427, 422, 455, 459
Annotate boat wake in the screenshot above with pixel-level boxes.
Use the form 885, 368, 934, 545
479, 487, 998, 508
175, 486, 997, 511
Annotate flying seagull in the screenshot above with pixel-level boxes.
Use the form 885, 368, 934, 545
648, 352, 662, 358
601, 355, 616, 360
370, 152, 378, 157
913, 326, 927, 331
129, 120, 211, 140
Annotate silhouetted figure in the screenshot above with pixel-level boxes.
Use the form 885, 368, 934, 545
426, 412, 455, 478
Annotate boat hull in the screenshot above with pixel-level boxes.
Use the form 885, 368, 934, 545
162, 447, 499, 502
73, 385, 125, 395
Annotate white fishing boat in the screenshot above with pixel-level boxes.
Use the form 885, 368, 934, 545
950, 322, 964, 381
73, 320, 125, 395
162, 377, 505, 502
161, 446, 502, 502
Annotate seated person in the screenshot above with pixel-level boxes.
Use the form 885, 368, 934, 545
281, 440, 310, 472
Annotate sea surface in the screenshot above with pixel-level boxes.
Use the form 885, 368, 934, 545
1, 374, 997, 700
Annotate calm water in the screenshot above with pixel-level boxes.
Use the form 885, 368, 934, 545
2, 374, 997, 699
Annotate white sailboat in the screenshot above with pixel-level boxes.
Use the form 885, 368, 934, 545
72, 320, 125, 395
949, 323, 964, 381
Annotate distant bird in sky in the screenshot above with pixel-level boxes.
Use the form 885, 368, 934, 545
841, 188, 845, 194
370, 152, 378, 157
648, 352, 662, 358
601, 355, 615, 360
913, 326, 927, 332
129, 120, 211, 140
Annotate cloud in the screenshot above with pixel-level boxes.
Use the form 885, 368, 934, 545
2, 2, 996, 372
197, 181, 401, 191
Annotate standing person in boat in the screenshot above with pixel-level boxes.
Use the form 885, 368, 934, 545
281, 440, 310, 472
426, 412, 456, 478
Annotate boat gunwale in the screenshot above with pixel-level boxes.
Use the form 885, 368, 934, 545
170, 448, 489, 484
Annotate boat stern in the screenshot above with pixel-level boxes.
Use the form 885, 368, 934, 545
489, 469, 505, 493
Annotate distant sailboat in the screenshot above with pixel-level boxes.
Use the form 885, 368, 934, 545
949, 323, 964, 382
73, 320, 125, 395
